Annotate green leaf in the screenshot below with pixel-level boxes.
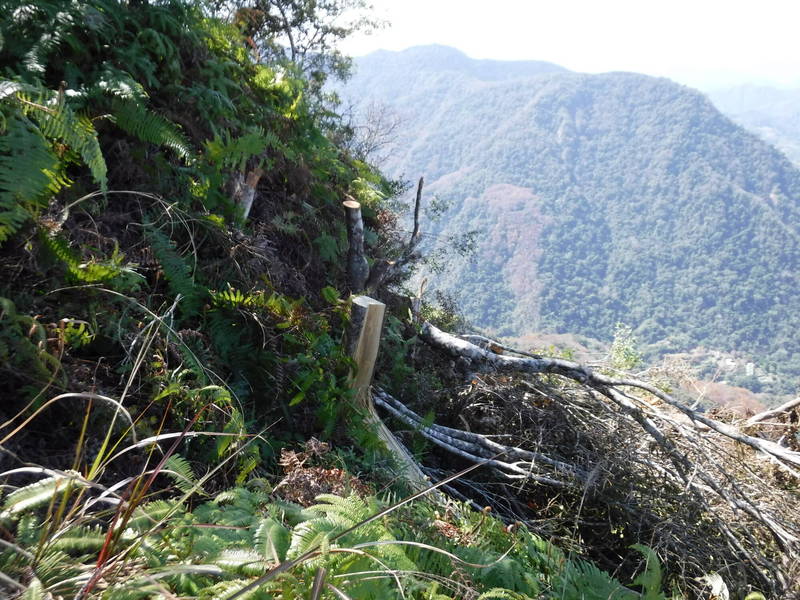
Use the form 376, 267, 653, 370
321, 286, 340, 304
629, 544, 665, 599
1, 473, 88, 520
314, 233, 339, 263
22, 577, 44, 600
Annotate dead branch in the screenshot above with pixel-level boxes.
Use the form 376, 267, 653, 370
421, 322, 800, 474
409, 320, 800, 591
747, 396, 800, 425
459, 334, 543, 359
374, 388, 586, 487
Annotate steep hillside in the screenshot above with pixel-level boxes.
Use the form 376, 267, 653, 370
708, 84, 800, 165
343, 46, 800, 390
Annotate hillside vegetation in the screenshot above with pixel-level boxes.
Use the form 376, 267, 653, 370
0, 2, 739, 598
342, 46, 800, 395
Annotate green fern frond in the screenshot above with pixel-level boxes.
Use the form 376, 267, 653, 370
21, 577, 45, 600
163, 454, 201, 495
287, 494, 390, 560
629, 544, 666, 600
204, 128, 278, 171
49, 524, 106, 554
215, 406, 244, 458
190, 533, 224, 559
38, 232, 142, 289
0, 473, 87, 520
234, 444, 259, 485
32, 548, 81, 588
0, 112, 59, 242
100, 580, 162, 600
112, 97, 191, 159
214, 548, 270, 576
201, 578, 280, 600
33, 91, 107, 189
126, 499, 182, 533
552, 558, 637, 600
254, 517, 290, 563
145, 224, 204, 317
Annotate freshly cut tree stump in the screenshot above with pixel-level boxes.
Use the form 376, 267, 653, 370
348, 295, 429, 490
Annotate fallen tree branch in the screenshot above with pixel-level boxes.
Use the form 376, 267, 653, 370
368, 321, 800, 593
747, 396, 800, 426
421, 322, 800, 474
374, 388, 585, 487
459, 334, 543, 359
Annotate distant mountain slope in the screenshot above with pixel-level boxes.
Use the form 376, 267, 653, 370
707, 85, 800, 165
342, 46, 800, 388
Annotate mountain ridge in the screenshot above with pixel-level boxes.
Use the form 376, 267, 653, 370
342, 45, 800, 392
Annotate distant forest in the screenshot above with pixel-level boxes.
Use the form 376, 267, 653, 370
341, 46, 800, 395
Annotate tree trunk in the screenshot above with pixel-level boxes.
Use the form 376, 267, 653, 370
347, 296, 429, 490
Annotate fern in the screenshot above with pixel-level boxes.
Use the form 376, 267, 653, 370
0, 296, 63, 395
0, 473, 87, 521
48, 524, 106, 555
205, 128, 278, 172
145, 224, 205, 318
21, 577, 45, 600
163, 454, 201, 495
32, 549, 82, 588
0, 111, 59, 242
111, 97, 191, 159
552, 558, 638, 600
629, 544, 667, 600
38, 232, 143, 289
126, 499, 183, 533
254, 517, 291, 563
214, 548, 270, 576
31, 90, 107, 189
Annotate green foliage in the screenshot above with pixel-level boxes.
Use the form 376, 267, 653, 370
111, 97, 192, 160
0, 296, 64, 398
39, 232, 143, 290
1, 478, 661, 599
609, 323, 643, 372
0, 109, 58, 241
145, 224, 204, 318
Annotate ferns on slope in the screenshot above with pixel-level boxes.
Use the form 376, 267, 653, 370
0, 109, 61, 242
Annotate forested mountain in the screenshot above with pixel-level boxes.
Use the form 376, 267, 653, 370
343, 45, 800, 387
707, 84, 800, 165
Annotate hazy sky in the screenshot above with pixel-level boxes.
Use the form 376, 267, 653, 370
340, 0, 800, 90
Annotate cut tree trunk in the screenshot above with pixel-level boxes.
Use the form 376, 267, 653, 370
231, 168, 264, 220
347, 296, 429, 490
343, 198, 369, 292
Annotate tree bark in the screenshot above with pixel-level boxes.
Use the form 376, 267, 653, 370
343, 198, 369, 292
231, 168, 263, 220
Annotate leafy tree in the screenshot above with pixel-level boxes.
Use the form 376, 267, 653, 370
207, 0, 382, 94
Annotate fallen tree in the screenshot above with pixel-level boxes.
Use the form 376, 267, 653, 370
373, 321, 800, 595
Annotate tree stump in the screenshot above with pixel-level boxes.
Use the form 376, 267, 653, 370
348, 295, 429, 490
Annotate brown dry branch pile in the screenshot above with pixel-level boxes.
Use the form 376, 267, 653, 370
375, 323, 800, 596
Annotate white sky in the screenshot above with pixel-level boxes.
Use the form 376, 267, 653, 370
340, 0, 800, 90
